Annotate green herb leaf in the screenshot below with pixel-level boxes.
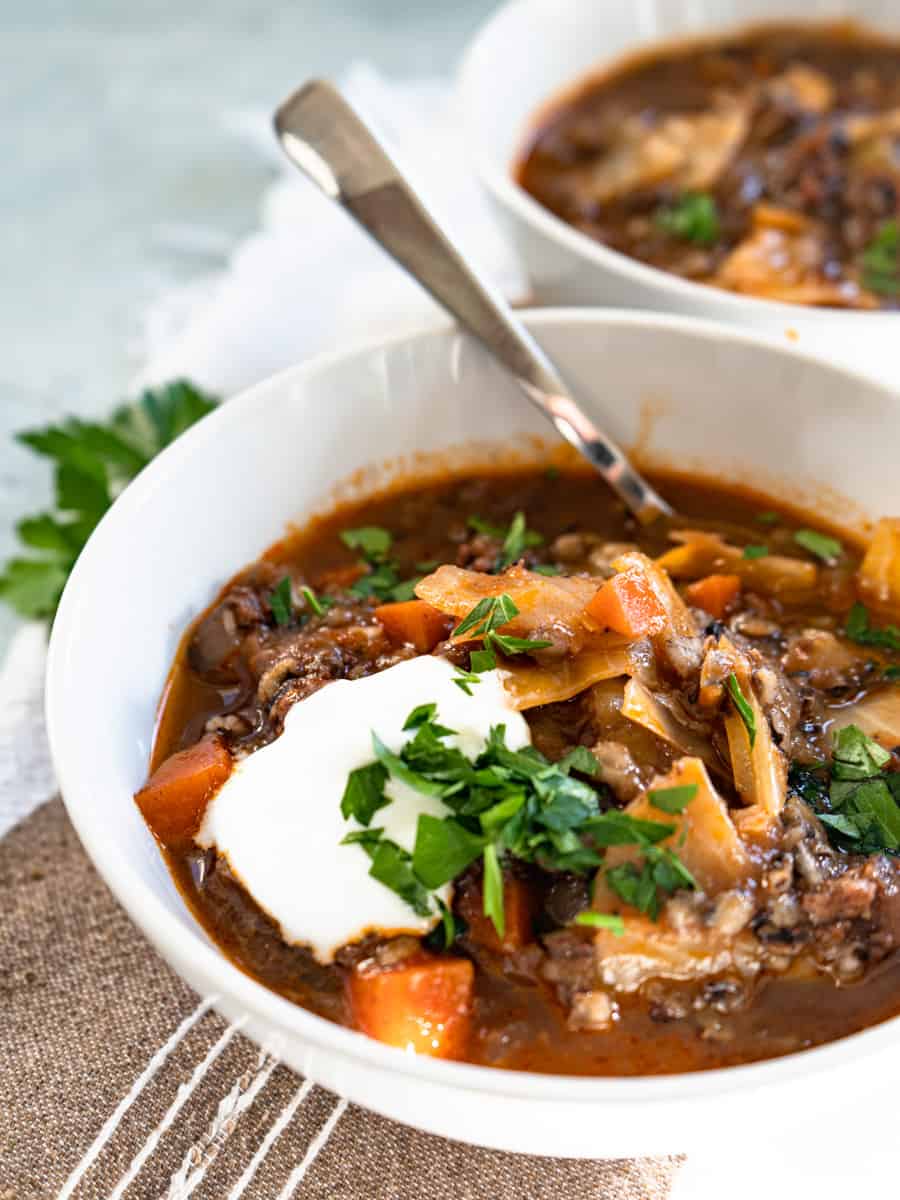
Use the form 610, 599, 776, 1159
340, 526, 392, 560
557, 746, 600, 777
574, 911, 625, 934
793, 529, 842, 563
532, 564, 561, 576
488, 632, 553, 655
469, 646, 497, 672
727, 673, 757, 748
403, 703, 438, 731
656, 192, 720, 246
861, 220, 900, 296
372, 732, 448, 798
832, 724, 891, 780
412, 814, 486, 888
845, 603, 900, 653
301, 585, 329, 617
452, 594, 519, 640
648, 783, 698, 814
584, 809, 675, 847
0, 381, 217, 620
269, 577, 293, 627
756, 511, 780, 526
482, 843, 505, 938
498, 511, 544, 569
742, 545, 769, 560
368, 839, 433, 918
340, 762, 389, 825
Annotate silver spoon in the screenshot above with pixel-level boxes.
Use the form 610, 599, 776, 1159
273, 80, 672, 524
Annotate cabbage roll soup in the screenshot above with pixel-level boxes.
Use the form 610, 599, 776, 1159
138, 468, 900, 1075
518, 23, 900, 309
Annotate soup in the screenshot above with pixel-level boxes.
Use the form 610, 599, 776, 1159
137, 467, 900, 1075
518, 23, 900, 309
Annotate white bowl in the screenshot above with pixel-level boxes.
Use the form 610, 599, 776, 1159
458, 0, 900, 389
46, 311, 900, 1158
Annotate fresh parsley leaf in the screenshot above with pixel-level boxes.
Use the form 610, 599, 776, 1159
845, 603, 900, 653
793, 529, 842, 563
756, 511, 780, 525
412, 814, 486, 887
533, 564, 561, 576
403, 703, 438, 731
656, 192, 720, 245
340, 526, 392, 560
269, 577, 293, 626
453, 593, 519, 640
482, 843, 505, 938
557, 746, 600, 777
885, 665, 900, 680
0, 380, 217, 619
742, 545, 769, 560
832, 724, 891, 780
648, 783, 698, 814
861, 220, 900, 296
727, 673, 757, 748
340, 761, 389, 825
469, 646, 497, 672
300, 584, 329, 617
453, 669, 482, 695
372, 732, 448, 798
574, 911, 625, 934
584, 809, 675, 847
488, 632, 553, 655
606, 844, 696, 920
425, 897, 462, 950
498, 511, 544, 570
368, 838, 433, 918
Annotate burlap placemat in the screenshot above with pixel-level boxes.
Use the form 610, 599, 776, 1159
0, 799, 682, 1199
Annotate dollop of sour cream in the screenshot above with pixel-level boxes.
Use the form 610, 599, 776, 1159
197, 655, 531, 962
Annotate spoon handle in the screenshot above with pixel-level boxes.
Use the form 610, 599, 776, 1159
274, 80, 671, 523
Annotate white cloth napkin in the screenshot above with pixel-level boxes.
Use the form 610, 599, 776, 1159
1, 63, 890, 1194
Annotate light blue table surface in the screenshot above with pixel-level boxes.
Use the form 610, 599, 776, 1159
1, 0, 498, 650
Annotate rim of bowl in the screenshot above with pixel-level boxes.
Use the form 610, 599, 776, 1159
46, 308, 900, 1107
457, 0, 899, 326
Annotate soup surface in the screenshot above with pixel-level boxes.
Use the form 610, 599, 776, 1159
518, 23, 900, 309
139, 467, 900, 1075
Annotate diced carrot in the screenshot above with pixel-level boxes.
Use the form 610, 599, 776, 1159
374, 599, 452, 652
457, 875, 535, 953
685, 573, 742, 619
585, 570, 667, 638
134, 737, 232, 850
348, 955, 474, 1058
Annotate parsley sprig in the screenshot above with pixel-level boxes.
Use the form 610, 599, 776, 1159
727, 673, 757, 748
846, 603, 900, 654
790, 725, 900, 854
0, 380, 218, 618
450, 593, 552, 691
340, 704, 693, 937
861, 221, 900, 297
339, 524, 420, 603
467, 511, 544, 572
656, 192, 720, 246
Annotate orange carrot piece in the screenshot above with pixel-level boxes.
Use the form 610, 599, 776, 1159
685, 573, 742, 619
374, 599, 452, 652
457, 876, 535, 953
585, 571, 667, 637
348, 956, 474, 1058
134, 737, 232, 850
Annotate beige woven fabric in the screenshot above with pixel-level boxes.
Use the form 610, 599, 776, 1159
0, 799, 682, 1199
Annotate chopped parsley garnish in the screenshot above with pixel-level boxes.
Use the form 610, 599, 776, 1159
340, 761, 390, 825
269, 577, 293, 626
885, 665, 900, 681
533, 564, 561, 576
605, 846, 696, 921
340, 523, 421, 603
655, 192, 720, 246
743, 545, 769, 560
648, 783, 698, 814
467, 511, 543, 571
845, 602, 900, 653
861, 221, 900, 297
726, 672, 757, 748
0, 380, 218, 619
756, 511, 780, 526
340, 526, 392, 559
301, 585, 330, 617
791, 725, 900, 854
574, 911, 625, 935
793, 529, 842, 563
340, 704, 694, 937
451, 593, 551, 688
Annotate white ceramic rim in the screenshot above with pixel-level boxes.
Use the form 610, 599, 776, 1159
457, 0, 896, 326
46, 308, 900, 1107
